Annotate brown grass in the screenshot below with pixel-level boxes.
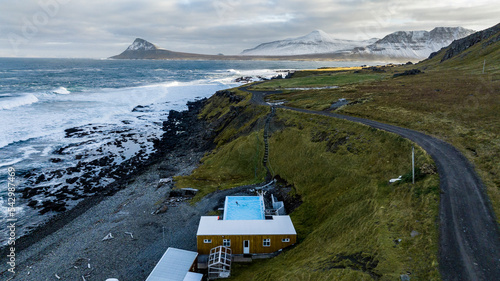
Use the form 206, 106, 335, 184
336, 69, 500, 222
264, 65, 500, 223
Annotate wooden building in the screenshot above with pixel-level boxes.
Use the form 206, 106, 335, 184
196, 215, 297, 255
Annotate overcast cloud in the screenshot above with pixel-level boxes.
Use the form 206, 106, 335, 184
0, 0, 498, 58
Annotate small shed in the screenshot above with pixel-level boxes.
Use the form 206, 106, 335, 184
146, 247, 203, 281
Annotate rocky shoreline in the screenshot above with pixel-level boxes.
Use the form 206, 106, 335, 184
18, 101, 208, 216
0, 98, 220, 280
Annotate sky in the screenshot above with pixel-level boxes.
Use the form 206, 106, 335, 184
0, 0, 499, 58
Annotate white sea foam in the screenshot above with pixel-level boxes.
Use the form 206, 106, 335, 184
227, 69, 241, 74
0, 157, 24, 168
0, 80, 232, 151
40, 146, 53, 157
210, 68, 279, 84
0, 94, 39, 110
19, 146, 40, 158
0, 197, 25, 221
52, 87, 71, 95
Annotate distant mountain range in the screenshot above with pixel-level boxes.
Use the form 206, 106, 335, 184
110, 26, 475, 61
241, 27, 475, 59
240, 30, 378, 56
351, 27, 475, 59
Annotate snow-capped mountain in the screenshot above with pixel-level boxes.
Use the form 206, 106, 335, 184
125, 38, 160, 51
240, 30, 377, 56
352, 27, 475, 59
240, 27, 475, 60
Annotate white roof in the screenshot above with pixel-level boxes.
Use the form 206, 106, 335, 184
146, 247, 202, 281
183, 272, 203, 281
197, 216, 297, 236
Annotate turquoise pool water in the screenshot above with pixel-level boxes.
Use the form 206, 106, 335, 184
223, 196, 265, 220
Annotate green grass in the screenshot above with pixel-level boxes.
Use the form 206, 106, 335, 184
258, 38, 500, 223
331, 69, 500, 222
199, 87, 251, 121
265, 87, 360, 111
178, 90, 441, 279
173, 36, 500, 279
250, 71, 386, 90
228, 110, 440, 280
418, 30, 500, 73
176, 91, 269, 200
176, 129, 267, 200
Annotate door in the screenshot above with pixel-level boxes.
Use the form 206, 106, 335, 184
243, 240, 250, 254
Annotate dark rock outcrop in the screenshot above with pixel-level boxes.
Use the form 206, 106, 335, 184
125, 38, 158, 51
19, 98, 214, 215
155, 98, 214, 154
393, 69, 423, 78
214, 90, 244, 103
429, 23, 500, 61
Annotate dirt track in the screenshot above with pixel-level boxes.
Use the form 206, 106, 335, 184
245, 86, 500, 281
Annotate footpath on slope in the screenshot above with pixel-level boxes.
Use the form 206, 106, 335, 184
241, 85, 500, 281
263, 105, 276, 179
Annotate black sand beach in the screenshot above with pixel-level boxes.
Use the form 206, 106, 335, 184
0, 99, 235, 280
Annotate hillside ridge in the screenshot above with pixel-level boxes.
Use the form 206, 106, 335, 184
427, 23, 500, 61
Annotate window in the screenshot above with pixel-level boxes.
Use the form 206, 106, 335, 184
223, 239, 231, 247
263, 238, 271, 247
282, 238, 290, 243
204, 239, 212, 243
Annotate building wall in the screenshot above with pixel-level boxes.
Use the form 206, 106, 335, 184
197, 234, 297, 255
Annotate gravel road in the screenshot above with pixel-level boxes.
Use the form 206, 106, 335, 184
245, 86, 500, 281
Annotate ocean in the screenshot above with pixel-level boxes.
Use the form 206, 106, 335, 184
0, 58, 366, 244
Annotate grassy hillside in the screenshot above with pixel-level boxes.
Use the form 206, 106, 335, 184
176, 90, 269, 198
419, 23, 500, 72
176, 89, 441, 280
175, 26, 499, 280
254, 34, 500, 224
231, 110, 440, 280
250, 71, 386, 91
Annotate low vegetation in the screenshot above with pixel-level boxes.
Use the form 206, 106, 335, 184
176, 29, 499, 280
254, 37, 500, 223
336, 69, 500, 218
250, 70, 387, 91
176, 87, 441, 279
229, 110, 440, 280
176, 89, 269, 199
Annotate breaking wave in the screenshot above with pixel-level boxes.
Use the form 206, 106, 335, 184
52, 87, 71, 95
0, 94, 39, 110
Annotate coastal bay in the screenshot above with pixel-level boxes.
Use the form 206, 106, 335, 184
0, 99, 255, 280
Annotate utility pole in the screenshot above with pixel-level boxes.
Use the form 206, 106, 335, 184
412, 145, 415, 184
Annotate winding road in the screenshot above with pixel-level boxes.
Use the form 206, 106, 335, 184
242, 85, 500, 281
